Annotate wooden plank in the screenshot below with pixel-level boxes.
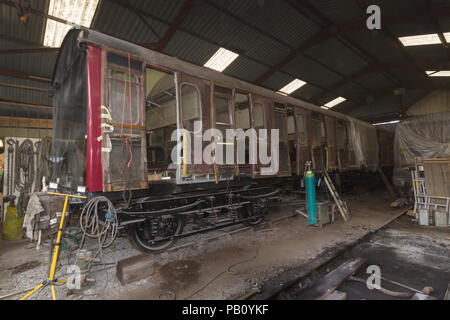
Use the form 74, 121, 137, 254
295, 257, 365, 300
377, 167, 397, 199
0, 116, 52, 129
423, 158, 450, 197
323, 290, 347, 300
116, 253, 155, 285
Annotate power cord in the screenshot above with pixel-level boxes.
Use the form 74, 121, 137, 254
182, 247, 260, 300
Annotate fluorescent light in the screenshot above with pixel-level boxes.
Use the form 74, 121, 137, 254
426, 70, 450, 77
324, 97, 346, 109
372, 120, 400, 126
277, 91, 288, 96
44, 0, 100, 47
279, 79, 306, 95
444, 32, 450, 42
204, 47, 239, 72
398, 33, 441, 46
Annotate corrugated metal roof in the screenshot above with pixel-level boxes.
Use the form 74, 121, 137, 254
303, 39, 369, 77
0, 0, 449, 122
356, 73, 392, 92
282, 55, 343, 88
305, 0, 363, 24
337, 82, 366, 102
223, 0, 320, 47
0, 0, 48, 47
292, 84, 323, 102
181, 1, 292, 67
0, 75, 50, 105
92, 0, 169, 44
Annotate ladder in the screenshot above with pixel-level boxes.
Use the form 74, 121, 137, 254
323, 171, 349, 222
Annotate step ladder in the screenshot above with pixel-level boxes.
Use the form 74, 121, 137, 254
323, 171, 349, 222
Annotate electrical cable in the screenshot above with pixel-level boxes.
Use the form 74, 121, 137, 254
182, 247, 260, 300
78, 196, 119, 297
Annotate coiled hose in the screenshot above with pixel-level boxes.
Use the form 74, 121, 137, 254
78, 196, 119, 297
79, 196, 118, 249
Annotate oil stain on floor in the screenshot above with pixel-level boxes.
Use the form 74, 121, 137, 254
8, 260, 41, 275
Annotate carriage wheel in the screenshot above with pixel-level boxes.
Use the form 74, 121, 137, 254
129, 215, 184, 253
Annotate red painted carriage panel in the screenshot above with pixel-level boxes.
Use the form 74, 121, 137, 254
86, 45, 103, 192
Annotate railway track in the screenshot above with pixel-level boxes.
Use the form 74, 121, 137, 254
243, 208, 410, 300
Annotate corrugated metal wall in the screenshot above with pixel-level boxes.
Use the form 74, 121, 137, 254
407, 90, 450, 116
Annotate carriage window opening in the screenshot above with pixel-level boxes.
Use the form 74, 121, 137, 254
296, 113, 306, 144
235, 92, 250, 129
274, 102, 285, 110
214, 87, 233, 126
274, 111, 287, 141
108, 68, 142, 125
145, 68, 176, 168
287, 116, 295, 136
253, 103, 264, 129
107, 52, 142, 70
311, 118, 325, 146
337, 124, 347, 148
214, 86, 233, 165
181, 84, 201, 132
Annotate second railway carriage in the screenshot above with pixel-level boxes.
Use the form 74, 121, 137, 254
51, 28, 394, 252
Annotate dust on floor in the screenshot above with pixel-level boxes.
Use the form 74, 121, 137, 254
0, 190, 429, 300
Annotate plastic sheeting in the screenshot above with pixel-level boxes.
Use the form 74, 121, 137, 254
51, 28, 87, 190
394, 112, 450, 169
347, 117, 379, 171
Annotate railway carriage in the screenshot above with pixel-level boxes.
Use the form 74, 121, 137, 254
50, 28, 394, 252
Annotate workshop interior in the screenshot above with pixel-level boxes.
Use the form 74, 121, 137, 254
0, 0, 449, 303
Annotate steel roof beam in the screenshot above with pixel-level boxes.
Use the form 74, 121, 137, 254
154, 0, 196, 52
0, 47, 58, 55
257, 0, 450, 86
0, 68, 51, 83
0, 81, 48, 92
311, 58, 450, 102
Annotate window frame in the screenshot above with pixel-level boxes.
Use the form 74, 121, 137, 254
179, 82, 203, 134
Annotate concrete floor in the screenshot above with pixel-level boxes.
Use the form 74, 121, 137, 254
1, 189, 447, 300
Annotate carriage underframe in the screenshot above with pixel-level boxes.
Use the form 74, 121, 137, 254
113, 186, 280, 252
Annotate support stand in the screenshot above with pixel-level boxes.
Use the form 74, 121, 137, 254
20, 192, 87, 300
323, 171, 349, 222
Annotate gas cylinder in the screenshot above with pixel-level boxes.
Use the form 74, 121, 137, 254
305, 162, 317, 225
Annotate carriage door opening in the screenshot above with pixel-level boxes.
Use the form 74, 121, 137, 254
251, 95, 273, 178
311, 112, 326, 172
145, 67, 177, 182
235, 91, 251, 177
178, 73, 215, 183
294, 107, 311, 175
104, 53, 146, 192
287, 107, 296, 174
337, 120, 349, 171
274, 103, 290, 176
213, 85, 236, 180
325, 116, 338, 170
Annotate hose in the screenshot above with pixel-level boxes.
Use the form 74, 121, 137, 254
35, 136, 53, 192
79, 196, 118, 249
15, 139, 35, 193
347, 276, 414, 298
78, 196, 119, 297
